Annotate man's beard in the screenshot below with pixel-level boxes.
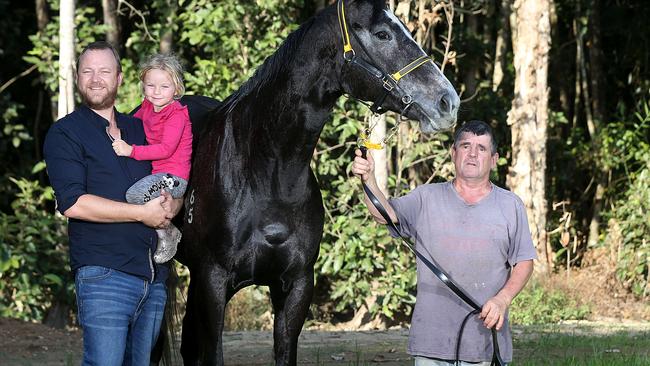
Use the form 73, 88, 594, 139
79, 84, 118, 110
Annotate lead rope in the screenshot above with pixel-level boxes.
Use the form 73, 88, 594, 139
358, 147, 504, 366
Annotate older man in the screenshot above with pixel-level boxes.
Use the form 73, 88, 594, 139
352, 120, 536, 366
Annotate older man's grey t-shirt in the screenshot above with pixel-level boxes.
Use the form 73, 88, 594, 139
388, 181, 537, 363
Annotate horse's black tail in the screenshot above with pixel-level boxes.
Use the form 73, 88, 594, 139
152, 262, 182, 365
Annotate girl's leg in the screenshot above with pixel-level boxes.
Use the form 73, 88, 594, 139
125, 173, 188, 204
154, 225, 182, 263
125, 173, 188, 263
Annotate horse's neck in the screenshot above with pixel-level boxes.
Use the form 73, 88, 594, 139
227, 13, 341, 165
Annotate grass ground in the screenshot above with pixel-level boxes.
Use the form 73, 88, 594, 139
512, 329, 650, 365
1, 317, 648, 365
218, 322, 650, 365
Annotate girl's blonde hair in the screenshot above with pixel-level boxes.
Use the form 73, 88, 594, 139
139, 53, 185, 99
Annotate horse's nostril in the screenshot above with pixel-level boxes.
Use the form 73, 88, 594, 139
439, 91, 459, 116
440, 94, 449, 114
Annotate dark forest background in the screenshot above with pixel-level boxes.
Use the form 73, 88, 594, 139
0, 0, 648, 328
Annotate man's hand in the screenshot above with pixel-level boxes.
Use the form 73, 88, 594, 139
480, 294, 510, 331
112, 139, 133, 157
139, 196, 173, 228
160, 190, 184, 217
481, 260, 534, 331
351, 148, 375, 182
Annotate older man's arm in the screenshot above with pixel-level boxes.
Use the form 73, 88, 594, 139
479, 259, 534, 331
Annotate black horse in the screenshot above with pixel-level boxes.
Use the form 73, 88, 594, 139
177, 0, 459, 364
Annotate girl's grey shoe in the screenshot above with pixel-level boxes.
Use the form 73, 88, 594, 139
154, 224, 182, 263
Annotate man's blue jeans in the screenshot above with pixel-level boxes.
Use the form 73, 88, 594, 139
75, 265, 167, 366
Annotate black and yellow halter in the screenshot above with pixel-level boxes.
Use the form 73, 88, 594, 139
336, 0, 432, 115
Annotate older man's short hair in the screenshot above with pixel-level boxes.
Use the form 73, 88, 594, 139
453, 120, 497, 155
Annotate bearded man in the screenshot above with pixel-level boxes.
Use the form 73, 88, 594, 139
44, 41, 181, 365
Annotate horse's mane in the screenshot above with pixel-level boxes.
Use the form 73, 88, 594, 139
218, 16, 318, 116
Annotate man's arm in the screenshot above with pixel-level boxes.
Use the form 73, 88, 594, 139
480, 259, 534, 330
64, 194, 173, 228
351, 149, 398, 224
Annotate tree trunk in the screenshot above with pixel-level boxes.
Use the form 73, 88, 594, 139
369, 114, 388, 196
586, 0, 608, 248
587, 0, 606, 124
102, 0, 121, 52
416, 0, 426, 44
36, 0, 49, 31
35, 0, 50, 161
574, 1, 606, 249
462, 13, 479, 97
36, 0, 57, 123
58, 0, 75, 120
159, 0, 177, 53
492, 0, 511, 92
506, 0, 551, 273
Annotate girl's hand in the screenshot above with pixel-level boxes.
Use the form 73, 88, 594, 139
112, 139, 133, 157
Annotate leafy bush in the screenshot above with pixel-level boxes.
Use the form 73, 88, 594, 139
609, 163, 650, 297
0, 167, 72, 322
601, 101, 650, 298
178, 0, 301, 100
510, 281, 590, 325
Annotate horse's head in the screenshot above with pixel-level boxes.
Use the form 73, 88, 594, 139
335, 0, 459, 133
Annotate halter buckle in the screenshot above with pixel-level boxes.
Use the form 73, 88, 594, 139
382, 77, 395, 91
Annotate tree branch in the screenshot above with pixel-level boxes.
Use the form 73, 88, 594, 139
440, 0, 455, 73
117, 0, 157, 42
0, 65, 37, 95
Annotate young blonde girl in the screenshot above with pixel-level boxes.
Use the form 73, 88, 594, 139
113, 53, 192, 263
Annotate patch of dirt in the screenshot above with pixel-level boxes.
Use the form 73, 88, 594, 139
0, 317, 82, 365
544, 246, 650, 321
1, 254, 648, 365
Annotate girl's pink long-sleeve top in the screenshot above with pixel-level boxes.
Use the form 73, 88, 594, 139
131, 99, 193, 180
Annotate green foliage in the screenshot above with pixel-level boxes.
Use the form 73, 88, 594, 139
0, 95, 30, 149
593, 102, 650, 173
610, 164, 650, 297
510, 281, 590, 325
25, 2, 109, 97
0, 170, 71, 321
5, 0, 649, 327
178, 0, 301, 99
603, 101, 650, 297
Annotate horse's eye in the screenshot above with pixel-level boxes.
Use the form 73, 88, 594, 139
374, 31, 391, 41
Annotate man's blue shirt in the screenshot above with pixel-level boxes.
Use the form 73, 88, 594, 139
44, 105, 168, 282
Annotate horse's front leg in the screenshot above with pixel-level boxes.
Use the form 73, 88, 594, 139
181, 265, 231, 366
269, 271, 314, 366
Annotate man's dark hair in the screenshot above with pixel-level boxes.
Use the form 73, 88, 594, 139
76, 41, 122, 74
453, 120, 497, 155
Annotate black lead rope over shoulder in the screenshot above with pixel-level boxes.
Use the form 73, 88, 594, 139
358, 147, 505, 366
